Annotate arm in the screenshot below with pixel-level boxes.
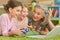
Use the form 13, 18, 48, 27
1, 16, 9, 36
8, 29, 22, 36
47, 8, 55, 30
0, 15, 22, 36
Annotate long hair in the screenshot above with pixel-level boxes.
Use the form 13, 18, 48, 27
33, 4, 48, 25
4, 0, 23, 12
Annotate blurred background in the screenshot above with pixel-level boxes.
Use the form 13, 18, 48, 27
0, 0, 60, 25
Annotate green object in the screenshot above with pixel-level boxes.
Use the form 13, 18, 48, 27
13, 31, 39, 38
0, 34, 60, 40
48, 6, 60, 25
50, 17, 60, 25
13, 33, 26, 38
31, 0, 36, 3
27, 31, 39, 36
29, 0, 36, 11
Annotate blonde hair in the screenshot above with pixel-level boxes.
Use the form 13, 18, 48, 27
33, 4, 48, 25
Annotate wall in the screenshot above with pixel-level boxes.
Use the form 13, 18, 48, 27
0, 0, 55, 6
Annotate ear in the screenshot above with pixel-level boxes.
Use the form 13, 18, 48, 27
9, 8, 12, 12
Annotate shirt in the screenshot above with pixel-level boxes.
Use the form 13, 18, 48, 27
0, 13, 17, 36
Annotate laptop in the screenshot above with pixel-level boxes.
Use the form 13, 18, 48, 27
27, 26, 60, 38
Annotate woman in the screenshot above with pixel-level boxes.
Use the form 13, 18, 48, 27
28, 5, 55, 35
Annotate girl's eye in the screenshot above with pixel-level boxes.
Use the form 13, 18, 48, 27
17, 10, 22, 12
17, 10, 20, 12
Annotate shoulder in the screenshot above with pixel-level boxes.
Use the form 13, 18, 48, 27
0, 13, 8, 20
0, 13, 8, 18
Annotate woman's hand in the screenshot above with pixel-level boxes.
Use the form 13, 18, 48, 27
28, 25, 36, 31
47, 8, 54, 20
46, 8, 55, 30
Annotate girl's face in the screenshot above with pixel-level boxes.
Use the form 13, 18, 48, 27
9, 6, 22, 17
32, 7, 44, 21
21, 7, 28, 19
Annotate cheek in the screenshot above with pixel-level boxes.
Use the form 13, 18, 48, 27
11, 10, 16, 14
26, 13, 28, 16
10, 11, 15, 15
22, 12, 25, 15
33, 14, 37, 17
22, 12, 28, 16
12, 11, 17, 16
39, 15, 43, 19
14, 11, 21, 15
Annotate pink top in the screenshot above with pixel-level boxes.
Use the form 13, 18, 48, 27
0, 13, 17, 36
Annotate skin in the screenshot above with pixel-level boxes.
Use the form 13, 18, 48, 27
14, 6, 29, 35
21, 7, 28, 20
17, 6, 28, 21
32, 7, 44, 21
8, 6, 22, 20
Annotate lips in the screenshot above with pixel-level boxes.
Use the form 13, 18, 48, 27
20, 15, 25, 20
22, 15, 25, 18
33, 16, 38, 19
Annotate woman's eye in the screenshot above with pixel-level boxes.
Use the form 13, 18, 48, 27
37, 13, 40, 15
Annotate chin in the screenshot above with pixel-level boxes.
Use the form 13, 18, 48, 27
32, 18, 39, 21
33, 19, 38, 21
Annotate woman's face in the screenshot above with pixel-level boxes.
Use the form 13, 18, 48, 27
21, 7, 28, 19
32, 7, 44, 21
9, 6, 22, 17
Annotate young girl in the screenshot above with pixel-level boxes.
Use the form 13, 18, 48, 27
16, 4, 29, 34
0, 0, 23, 36
28, 5, 55, 35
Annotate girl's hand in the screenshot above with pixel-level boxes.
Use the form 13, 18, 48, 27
8, 29, 22, 36
13, 29, 22, 36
